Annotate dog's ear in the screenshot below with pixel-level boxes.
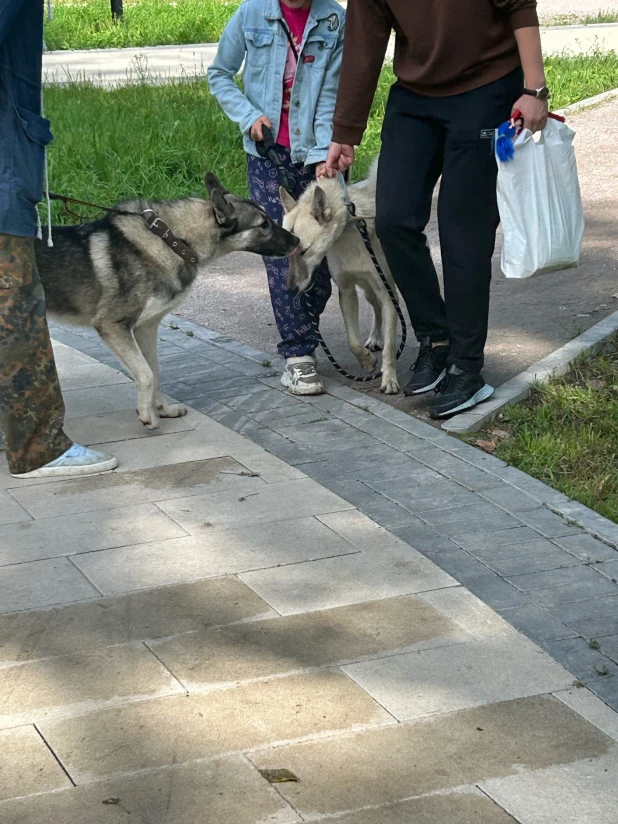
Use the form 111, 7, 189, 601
209, 189, 235, 227
279, 187, 297, 214
204, 172, 229, 196
311, 186, 331, 225
205, 173, 235, 226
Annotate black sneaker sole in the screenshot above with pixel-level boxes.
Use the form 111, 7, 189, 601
430, 384, 495, 419
404, 369, 447, 397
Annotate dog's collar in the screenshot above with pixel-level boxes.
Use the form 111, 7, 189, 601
336, 172, 371, 224
142, 209, 198, 265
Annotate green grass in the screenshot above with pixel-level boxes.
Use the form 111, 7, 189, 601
543, 11, 618, 26
44, 0, 240, 50
545, 49, 618, 107
470, 336, 618, 524
44, 64, 395, 221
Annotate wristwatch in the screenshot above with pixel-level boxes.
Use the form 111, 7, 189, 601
523, 85, 551, 101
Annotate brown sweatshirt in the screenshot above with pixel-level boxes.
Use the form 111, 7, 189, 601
332, 0, 539, 145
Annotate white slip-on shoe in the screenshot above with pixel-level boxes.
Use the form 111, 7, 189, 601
280, 355, 325, 396
11, 443, 118, 479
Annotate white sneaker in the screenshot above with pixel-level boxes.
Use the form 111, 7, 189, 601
281, 355, 324, 395
11, 443, 118, 479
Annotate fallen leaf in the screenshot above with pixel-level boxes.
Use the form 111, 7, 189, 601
102, 798, 120, 805
259, 769, 299, 784
475, 439, 496, 452
490, 427, 510, 439
588, 379, 605, 391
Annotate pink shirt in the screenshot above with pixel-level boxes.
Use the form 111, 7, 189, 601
276, 3, 311, 148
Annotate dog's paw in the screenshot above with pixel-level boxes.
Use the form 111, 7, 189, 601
357, 348, 378, 373
380, 374, 400, 394
157, 402, 188, 419
137, 408, 160, 430
364, 335, 383, 352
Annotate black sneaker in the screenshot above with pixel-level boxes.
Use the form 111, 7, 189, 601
404, 337, 449, 396
430, 365, 495, 419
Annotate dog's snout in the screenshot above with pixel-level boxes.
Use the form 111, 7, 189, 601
286, 233, 300, 255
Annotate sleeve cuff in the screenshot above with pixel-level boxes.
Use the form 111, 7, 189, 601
510, 8, 539, 29
332, 124, 365, 146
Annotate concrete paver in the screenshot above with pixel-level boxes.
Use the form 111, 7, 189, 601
239, 542, 456, 614
0, 726, 71, 801
0, 490, 31, 527
0, 642, 182, 729
2, 338, 618, 822
250, 696, 612, 818
0, 557, 100, 614
0, 577, 274, 665
481, 751, 618, 824
329, 790, 522, 824
39, 670, 392, 783
150, 595, 458, 689
344, 636, 573, 720
0, 755, 301, 824
0, 502, 186, 567
71, 516, 358, 595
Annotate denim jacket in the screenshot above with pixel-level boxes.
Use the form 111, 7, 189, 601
0, 0, 51, 238
208, 0, 345, 166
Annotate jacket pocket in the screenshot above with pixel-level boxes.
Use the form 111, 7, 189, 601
245, 29, 275, 66
12, 105, 54, 208
303, 33, 336, 66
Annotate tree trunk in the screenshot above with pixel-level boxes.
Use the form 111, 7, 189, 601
111, 0, 123, 19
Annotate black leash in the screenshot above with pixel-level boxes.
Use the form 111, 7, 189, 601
45, 191, 198, 265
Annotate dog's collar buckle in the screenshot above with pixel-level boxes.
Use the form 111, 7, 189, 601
142, 209, 198, 265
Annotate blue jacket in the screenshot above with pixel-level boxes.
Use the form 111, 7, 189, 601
0, 0, 52, 238
208, 0, 344, 166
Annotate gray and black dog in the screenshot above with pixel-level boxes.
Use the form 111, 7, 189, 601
35, 173, 298, 429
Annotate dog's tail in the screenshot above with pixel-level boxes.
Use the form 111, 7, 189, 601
351, 156, 379, 198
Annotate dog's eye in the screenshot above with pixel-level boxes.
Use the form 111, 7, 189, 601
260, 217, 269, 228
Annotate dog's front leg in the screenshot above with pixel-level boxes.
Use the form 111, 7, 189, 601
379, 298, 400, 394
134, 318, 187, 419
94, 319, 159, 428
338, 284, 378, 373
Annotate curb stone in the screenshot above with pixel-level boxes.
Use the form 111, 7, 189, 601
442, 292, 618, 435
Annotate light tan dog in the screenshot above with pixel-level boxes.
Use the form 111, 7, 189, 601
281, 162, 401, 394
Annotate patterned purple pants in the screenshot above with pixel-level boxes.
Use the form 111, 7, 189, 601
247, 149, 331, 359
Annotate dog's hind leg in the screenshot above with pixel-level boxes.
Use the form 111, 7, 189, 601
338, 282, 378, 373
94, 320, 159, 429
134, 318, 188, 419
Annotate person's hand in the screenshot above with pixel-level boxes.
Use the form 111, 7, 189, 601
325, 142, 355, 177
512, 95, 548, 133
315, 162, 327, 179
250, 115, 273, 142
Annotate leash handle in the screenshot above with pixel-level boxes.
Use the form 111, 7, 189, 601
255, 126, 294, 195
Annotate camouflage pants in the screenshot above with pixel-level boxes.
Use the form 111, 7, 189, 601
0, 234, 72, 475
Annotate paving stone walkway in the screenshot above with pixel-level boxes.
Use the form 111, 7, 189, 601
1, 320, 617, 822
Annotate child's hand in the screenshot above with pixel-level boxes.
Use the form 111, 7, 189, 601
325, 143, 355, 177
250, 116, 273, 142
315, 162, 327, 179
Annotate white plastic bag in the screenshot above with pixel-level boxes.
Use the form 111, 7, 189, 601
496, 116, 585, 279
